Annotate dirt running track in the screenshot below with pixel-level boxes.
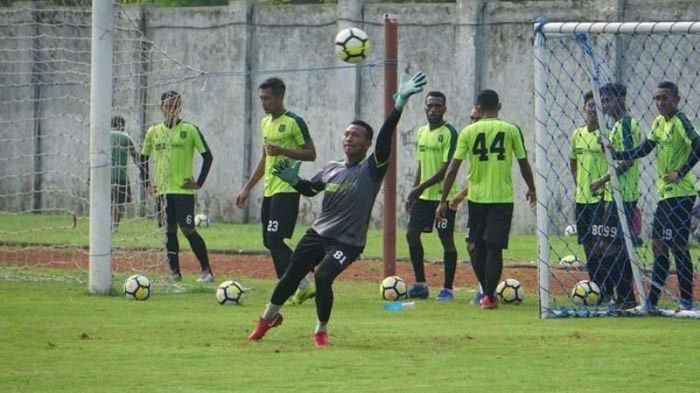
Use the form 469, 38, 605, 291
0, 247, 611, 297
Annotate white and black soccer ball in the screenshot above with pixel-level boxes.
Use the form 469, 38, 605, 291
194, 214, 209, 228
571, 280, 601, 306
216, 280, 245, 305
380, 275, 407, 301
334, 27, 373, 64
123, 274, 151, 301
564, 224, 578, 236
559, 254, 582, 269
496, 278, 525, 304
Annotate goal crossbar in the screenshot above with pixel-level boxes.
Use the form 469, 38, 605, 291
535, 21, 700, 35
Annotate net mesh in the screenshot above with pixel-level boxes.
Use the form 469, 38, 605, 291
0, 2, 205, 291
535, 22, 700, 317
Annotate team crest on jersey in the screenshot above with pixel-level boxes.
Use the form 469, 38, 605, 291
180, 131, 187, 139
438, 134, 443, 142
278, 124, 286, 133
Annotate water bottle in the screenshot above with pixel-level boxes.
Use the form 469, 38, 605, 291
383, 301, 416, 311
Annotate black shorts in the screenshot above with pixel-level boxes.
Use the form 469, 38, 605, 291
112, 181, 131, 205
466, 202, 513, 249
407, 199, 456, 237
575, 202, 604, 245
289, 228, 364, 276
652, 196, 695, 248
157, 194, 195, 229
261, 192, 300, 239
592, 201, 638, 245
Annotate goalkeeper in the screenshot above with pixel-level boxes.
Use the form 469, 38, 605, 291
248, 72, 427, 347
611, 81, 700, 311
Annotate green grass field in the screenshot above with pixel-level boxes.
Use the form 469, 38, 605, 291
0, 212, 583, 263
1, 270, 699, 392
2, 213, 700, 392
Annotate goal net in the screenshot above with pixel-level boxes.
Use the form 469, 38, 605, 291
534, 21, 700, 318
0, 1, 203, 293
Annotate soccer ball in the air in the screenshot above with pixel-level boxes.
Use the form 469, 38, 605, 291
564, 224, 578, 236
334, 27, 373, 64
496, 278, 525, 304
559, 254, 582, 269
571, 280, 601, 306
194, 214, 209, 228
216, 280, 245, 305
123, 274, 151, 300
380, 276, 407, 301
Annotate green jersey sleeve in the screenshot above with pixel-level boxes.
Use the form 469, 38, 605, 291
511, 126, 527, 159
141, 127, 154, 156
444, 124, 458, 163
454, 126, 470, 160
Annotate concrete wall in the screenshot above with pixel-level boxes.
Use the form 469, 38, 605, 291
1, 0, 698, 233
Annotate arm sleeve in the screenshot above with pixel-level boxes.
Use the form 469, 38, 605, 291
368, 108, 403, 180
292, 169, 325, 197
196, 151, 213, 187
676, 113, 700, 178
444, 124, 458, 162
140, 128, 153, 156
512, 126, 527, 159
292, 115, 312, 145
192, 126, 213, 187
613, 138, 655, 160
373, 108, 403, 167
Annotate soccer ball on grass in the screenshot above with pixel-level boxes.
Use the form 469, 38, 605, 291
380, 275, 407, 301
571, 280, 601, 306
123, 274, 151, 301
559, 254, 582, 269
334, 27, 373, 64
194, 214, 209, 228
216, 280, 245, 305
496, 278, 524, 304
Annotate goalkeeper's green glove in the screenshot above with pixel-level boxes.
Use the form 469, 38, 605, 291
393, 71, 427, 110
271, 159, 301, 186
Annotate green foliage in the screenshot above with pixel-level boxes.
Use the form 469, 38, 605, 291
0, 275, 699, 392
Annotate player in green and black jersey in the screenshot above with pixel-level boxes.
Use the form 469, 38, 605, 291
141, 91, 214, 282
235, 77, 317, 304
588, 83, 641, 308
404, 91, 459, 301
613, 81, 700, 311
436, 89, 536, 309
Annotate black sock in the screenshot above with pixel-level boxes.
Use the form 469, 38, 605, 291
165, 232, 180, 275
615, 252, 635, 304
314, 262, 340, 324
443, 251, 457, 290
409, 244, 426, 283
648, 253, 670, 306
586, 254, 604, 293
185, 231, 211, 273
484, 242, 503, 298
468, 242, 486, 291
265, 236, 293, 278
672, 248, 693, 304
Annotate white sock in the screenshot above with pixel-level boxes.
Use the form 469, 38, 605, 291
299, 277, 310, 289
315, 320, 328, 334
262, 303, 281, 321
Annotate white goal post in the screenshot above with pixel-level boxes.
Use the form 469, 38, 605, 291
534, 20, 700, 318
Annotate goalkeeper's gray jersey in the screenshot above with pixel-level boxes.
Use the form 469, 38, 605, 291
309, 155, 387, 247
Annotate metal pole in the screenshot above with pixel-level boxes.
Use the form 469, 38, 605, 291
89, 0, 114, 295
534, 22, 551, 318
382, 14, 397, 277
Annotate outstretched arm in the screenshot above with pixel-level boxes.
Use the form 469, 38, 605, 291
612, 138, 656, 160
272, 159, 325, 197
374, 72, 428, 165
